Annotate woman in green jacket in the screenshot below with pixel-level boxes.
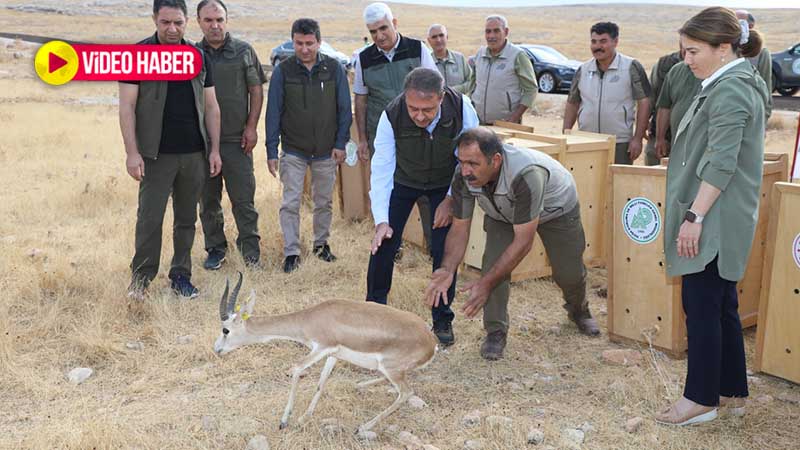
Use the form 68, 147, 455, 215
655, 7, 769, 426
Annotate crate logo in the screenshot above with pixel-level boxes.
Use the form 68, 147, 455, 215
793, 233, 800, 269
622, 197, 661, 244
35, 41, 201, 86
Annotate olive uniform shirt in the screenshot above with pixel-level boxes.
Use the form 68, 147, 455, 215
656, 62, 701, 144
201, 33, 267, 144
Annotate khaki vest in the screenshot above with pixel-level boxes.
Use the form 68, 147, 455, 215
471, 42, 523, 124
434, 50, 469, 90
577, 52, 636, 143
359, 35, 422, 148
386, 87, 463, 190
279, 55, 340, 158
134, 34, 208, 158
467, 144, 578, 224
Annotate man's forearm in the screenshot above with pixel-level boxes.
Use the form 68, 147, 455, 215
480, 230, 535, 291
655, 107, 670, 142
119, 105, 139, 155
440, 219, 471, 273
205, 102, 221, 152
563, 101, 578, 131
355, 94, 368, 141
246, 86, 263, 129
634, 98, 651, 140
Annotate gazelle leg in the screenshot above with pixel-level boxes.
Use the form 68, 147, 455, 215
357, 371, 412, 433
280, 347, 337, 429
297, 356, 338, 425
356, 377, 387, 389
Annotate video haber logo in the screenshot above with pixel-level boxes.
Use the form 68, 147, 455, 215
35, 41, 202, 86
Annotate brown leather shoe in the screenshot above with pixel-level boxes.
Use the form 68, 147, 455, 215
480, 330, 507, 361
569, 313, 600, 336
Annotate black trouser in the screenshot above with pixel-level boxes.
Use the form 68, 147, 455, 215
682, 257, 749, 407
366, 183, 455, 325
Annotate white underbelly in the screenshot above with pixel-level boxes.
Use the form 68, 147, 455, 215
334, 347, 381, 371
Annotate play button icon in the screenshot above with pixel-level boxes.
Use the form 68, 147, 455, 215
34, 40, 79, 85
49, 52, 68, 73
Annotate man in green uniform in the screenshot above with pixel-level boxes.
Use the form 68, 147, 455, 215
197, 0, 266, 270
427, 24, 472, 94
736, 10, 773, 115
425, 127, 599, 361
120, 0, 222, 299
644, 45, 683, 165
654, 62, 701, 162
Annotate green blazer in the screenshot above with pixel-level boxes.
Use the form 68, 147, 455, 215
664, 60, 769, 281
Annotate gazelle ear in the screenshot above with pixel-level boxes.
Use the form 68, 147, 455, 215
241, 289, 256, 320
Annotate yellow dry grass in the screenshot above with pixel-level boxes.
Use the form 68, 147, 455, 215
1, 1, 800, 449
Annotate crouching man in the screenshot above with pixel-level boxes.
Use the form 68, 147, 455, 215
424, 127, 599, 360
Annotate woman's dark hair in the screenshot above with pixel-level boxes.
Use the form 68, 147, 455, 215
679, 7, 762, 58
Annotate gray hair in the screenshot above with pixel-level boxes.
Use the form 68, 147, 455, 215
428, 23, 446, 36
485, 14, 508, 29
403, 68, 444, 98
363, 2, 393, 25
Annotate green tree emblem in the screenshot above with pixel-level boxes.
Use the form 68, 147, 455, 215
630, 207, 653, 230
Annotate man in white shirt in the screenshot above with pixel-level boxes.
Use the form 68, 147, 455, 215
367, 68, 479, 346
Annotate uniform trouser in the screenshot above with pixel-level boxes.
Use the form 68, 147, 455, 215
131, 152, 206, 283
279, 153, 337, 257
682, 257, 749, 407
614, 141, 633, 165
482, 204, 589, 333
366, 183, 455, 325
643, 138, 661, 166
416, 196, 433, 250
199, 142, 260, 261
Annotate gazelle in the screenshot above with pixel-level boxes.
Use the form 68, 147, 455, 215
213, 273, 438, 432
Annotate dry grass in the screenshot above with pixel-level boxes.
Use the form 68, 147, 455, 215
1, 2, 800, 449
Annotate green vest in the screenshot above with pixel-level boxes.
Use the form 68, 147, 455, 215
134, 34, 209, 159
359, 35, 423, 149
385, 87, 463, 190
279, 55, 339, 158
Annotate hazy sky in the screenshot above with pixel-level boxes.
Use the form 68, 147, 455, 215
392, 0, 798, 8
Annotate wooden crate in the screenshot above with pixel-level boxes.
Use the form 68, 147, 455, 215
402, 204, 427, 250
463, 129, 615, 281
335, 117, 371, 221
607, 154, 789, 357
755, 182, 800, 384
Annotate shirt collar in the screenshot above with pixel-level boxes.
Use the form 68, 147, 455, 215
425, 107, 443, 134
589, 52, 620, 73
377, 34, 402, 57
202, 32, 233, 56
701, 58, 746, 90
294, 52, 323, 71
434, 49, 455, 64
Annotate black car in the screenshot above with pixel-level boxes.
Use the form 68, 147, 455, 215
519, 44, 581, 94
771, 42, 800, 97
269, 40, 351, 69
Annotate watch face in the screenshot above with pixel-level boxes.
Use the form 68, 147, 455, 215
685, 210, 697, 223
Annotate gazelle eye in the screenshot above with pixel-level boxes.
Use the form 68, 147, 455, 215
222, 328, 229, 335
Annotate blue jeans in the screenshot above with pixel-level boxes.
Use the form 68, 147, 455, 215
366, 183, 456, 325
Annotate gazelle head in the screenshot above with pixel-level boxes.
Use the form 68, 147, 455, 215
213, 272, 256, 355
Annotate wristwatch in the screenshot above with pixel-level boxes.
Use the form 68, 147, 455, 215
684, 209, 704, 224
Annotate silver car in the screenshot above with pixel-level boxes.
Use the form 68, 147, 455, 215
270, 40, 351, 69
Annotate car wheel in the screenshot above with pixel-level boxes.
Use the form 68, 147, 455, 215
771, 72, 778, 93
538, 72, 557, 93
777, 86, 799, 97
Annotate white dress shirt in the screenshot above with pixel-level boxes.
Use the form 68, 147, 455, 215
369, 95, 479, 225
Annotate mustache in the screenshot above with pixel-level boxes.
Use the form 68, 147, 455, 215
592, 48, 604, 53
465, 175, 477, 182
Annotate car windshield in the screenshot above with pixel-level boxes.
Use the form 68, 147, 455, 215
528, 46, 569, 63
